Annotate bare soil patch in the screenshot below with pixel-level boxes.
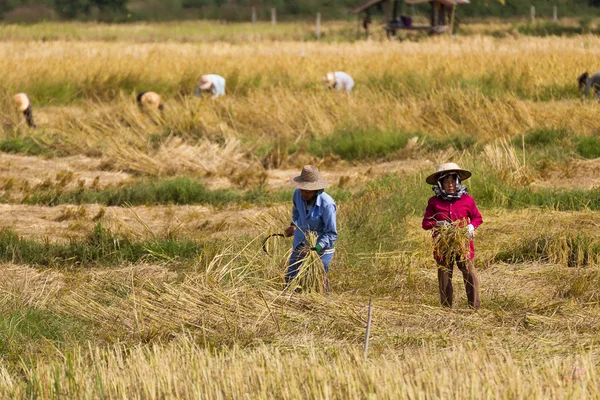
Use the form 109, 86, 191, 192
0, 153, 132, 189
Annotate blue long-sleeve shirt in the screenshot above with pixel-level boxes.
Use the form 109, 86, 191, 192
291, 188, 338, 251
207, 74, 226, 98
584, 72, 600, 98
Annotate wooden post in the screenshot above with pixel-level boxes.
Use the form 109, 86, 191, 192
271, 8, 276, 26
553, 6, 558, 24
432, 2, 440, 28
450, 5, 456, 35
363, 298, 373, 361
252, 6, 257, 25
530, 5, 535, 23
316, 12, 321, 40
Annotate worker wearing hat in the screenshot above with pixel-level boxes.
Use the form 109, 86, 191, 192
422, 163, 483, 309
195, 74, 226, 99
322, 71, 354, 93
284, 165, 338, 284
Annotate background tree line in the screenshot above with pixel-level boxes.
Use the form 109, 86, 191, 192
0, 0, 598, 22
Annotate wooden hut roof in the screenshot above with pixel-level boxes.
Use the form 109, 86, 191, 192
349, 0, 386, 15
349, 0, 469, 14
405, 0, 469, 5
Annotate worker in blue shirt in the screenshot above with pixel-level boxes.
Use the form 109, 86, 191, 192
284, 165, 338, 283
195, 74, 226, 99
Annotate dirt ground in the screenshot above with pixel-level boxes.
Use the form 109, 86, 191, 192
0, 153, 132, 189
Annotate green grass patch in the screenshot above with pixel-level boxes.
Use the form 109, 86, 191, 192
473, 176, 600, 211
0, 308, 92, 368
309, 129, 413, 161
26, 177, 293, 207
422, 133, 476, 152
0, 224, 202, 267
516, 128, 567, 148
516, 21, 596, 37
0, 137, 53, 156
575, 136, 600, 159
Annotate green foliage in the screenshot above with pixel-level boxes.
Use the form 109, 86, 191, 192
422, 133, 476, 152
516, 22, 591, 37
2, 0, 600, 21
0, 309, 90, 367
309, 129, 412, 161
26, 177, 292, 206
0, 224, 202, 267
575, 136, 600, 159
0, 137, 52, 156
515, 128, 566, 148
53, 0, 128, 19
472, 175, 600, 211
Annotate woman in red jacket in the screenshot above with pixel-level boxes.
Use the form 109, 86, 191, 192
422, 163, 483, 309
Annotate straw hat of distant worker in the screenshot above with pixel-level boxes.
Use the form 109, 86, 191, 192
136, 91, 164, 111
426, 162, 472, 185
322, 71, 354, 93
12, 93, 36, 128
291, 165, 329, 191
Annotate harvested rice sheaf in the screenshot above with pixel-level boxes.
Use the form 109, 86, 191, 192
432, 222, 471, 265
289, 231, 328, 294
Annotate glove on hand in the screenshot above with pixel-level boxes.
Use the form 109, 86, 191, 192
435, 220, 451, 228
311, 244, 323, 253
466, 224, 475, 239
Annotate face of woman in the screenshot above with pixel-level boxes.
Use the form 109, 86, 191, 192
300, 189, 317, 202
442, 175, 457, 194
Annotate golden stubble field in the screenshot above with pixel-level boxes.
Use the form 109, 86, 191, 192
0, 23, 600, 398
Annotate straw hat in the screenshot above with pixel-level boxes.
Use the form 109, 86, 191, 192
291, 165, 328, 190
198, 76, 213, 90
425, 162, 471, 185
322, 72, 335, 87
13, 93, 30, 112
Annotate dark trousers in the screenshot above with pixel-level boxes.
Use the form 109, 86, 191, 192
437, 256, 480, 309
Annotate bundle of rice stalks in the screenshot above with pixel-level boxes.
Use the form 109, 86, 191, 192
288, 231, 328, 294
432, 221, 471, 265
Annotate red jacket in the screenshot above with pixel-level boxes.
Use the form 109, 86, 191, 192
422, 194, 483, 260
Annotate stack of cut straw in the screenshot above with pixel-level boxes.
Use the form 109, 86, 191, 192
288, 232, 328, 294
433, 222, 471, 265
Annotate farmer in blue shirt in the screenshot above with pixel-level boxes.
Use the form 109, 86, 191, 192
195, 74, 226, 99
284, 165, 338, 283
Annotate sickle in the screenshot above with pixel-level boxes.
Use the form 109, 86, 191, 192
262, 233, 285, 255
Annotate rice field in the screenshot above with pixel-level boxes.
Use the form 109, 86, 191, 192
1, 20, 600, 398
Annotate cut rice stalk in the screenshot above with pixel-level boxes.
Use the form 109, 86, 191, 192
432, 221, 471, 265
288, 231, 327, 294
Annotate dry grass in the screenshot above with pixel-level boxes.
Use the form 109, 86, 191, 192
1, 36, 599, 181
1, 23, 600, 398
2, 340, 597, 398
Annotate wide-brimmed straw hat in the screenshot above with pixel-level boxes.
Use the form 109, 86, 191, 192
291, 165, 328, 190
327, 72, 335, 83
425, 162, 471, 185
322, 72, 335, 87
198, 76, 213, 90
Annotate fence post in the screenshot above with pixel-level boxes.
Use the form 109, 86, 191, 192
316, 12, 321, 40
363, 298, 373, 361
252, 6, 257, 25
553, 6, 558, 24
530, 5, 535, 23
271, 8, 276, 26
